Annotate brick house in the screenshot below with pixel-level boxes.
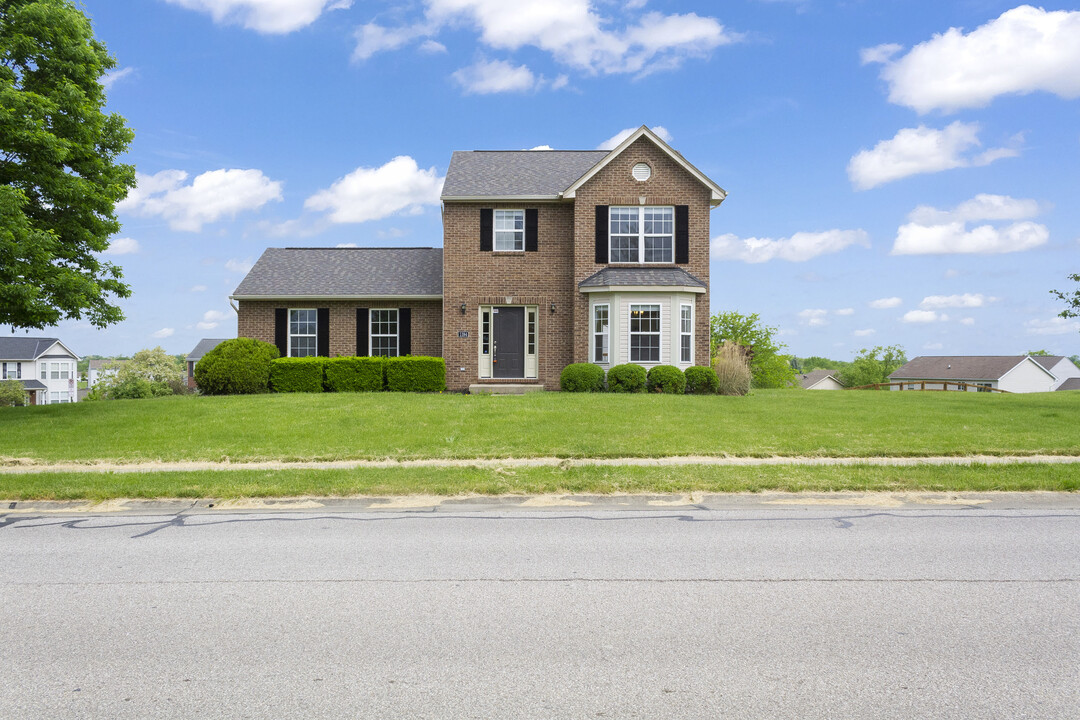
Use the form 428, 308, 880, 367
232, 126, 725, 392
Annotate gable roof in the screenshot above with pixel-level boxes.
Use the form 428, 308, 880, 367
231, 248, 443, 299
889, 356, 1054, 381
578, 267, 707, 291
1031, 355, 1066, 371
1058, 377, 1080, 391
442, 150, 608, 199
187, 338, 228, 362
799, 369, 840, 389
0, 337, 75, 361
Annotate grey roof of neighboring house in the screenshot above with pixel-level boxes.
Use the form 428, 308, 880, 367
442, 150, 608, 198
799, 369, 840, 389
1058, 378, 1080, 391
88, 358, 108, 371
0, 337, 64, 361
889, 356, 1041, 381
187, 338, 229, 362
232, 248, 443, 298
1031, 355, 1066, 371
578, 267, 707, 289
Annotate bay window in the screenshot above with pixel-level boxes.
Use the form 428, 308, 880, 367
629, 304, 661, 363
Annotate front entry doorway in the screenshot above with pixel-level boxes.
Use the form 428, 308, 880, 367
492, 306, 525, 378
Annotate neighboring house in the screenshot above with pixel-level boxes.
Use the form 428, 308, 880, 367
0, 337, 80, 405
87, 358, 117, 389
798, 369, 843, 390
1057, 378, 1080, 391
185, 338, 229, 389
1030, 355, 1080, 391
888, 356, 1058, 393
232, 126, 726, 392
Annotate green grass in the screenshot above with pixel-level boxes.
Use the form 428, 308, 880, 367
2, 390, 1078, 464
2, 463, 1077, 501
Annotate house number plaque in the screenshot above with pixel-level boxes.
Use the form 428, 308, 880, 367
458, 331, 470, 338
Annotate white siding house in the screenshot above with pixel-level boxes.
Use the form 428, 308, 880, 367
889, 356, 1058, 393
0, 337, 80, 405
1032, 356, 1080, 391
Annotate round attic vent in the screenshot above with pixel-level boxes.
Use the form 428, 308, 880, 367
632, 162, 652, 181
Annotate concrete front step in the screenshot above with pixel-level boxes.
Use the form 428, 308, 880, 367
469, 384, 545, 395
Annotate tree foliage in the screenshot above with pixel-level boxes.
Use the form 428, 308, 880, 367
93, 347, 185, 399
0, 380, 28, 406
839, 345, 907, 388
710, 311, 797, 388
1050, 274, 1079, 321
1, 0, 135, 329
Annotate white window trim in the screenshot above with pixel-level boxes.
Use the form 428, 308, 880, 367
609, 206, 674, 265
628, 303, 662, 365
288, 308, 318, 358
593, 303, 610, 365
369, 308, 400, 358
493, 209, 525, 252
680, 303, 693, 364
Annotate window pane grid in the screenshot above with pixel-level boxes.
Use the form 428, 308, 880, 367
610, 206, 673, 264
629, 305, 661, 363
593, 305, 609, 363
289, 309, 318, 358
527, 309, 537, 355
370, 309, 399, 357
494, 210, 524, 251
680, 305, 692, 363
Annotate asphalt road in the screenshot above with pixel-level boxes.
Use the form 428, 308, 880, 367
2, 495, 1079, 718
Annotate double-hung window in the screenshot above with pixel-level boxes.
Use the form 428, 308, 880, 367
370, 309, 399, 357
494, 210, 524, 251
610, 206, 673, 263
629, 304, 661, 363
680, 305, 692, 363
289, 309, 318, 357
1, 362, 19, 380
593, 305, 609, 363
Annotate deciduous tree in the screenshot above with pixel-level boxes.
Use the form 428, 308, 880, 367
839, 345, 907, 388
1050, 274, 1079, 321
709, 311, 796, 388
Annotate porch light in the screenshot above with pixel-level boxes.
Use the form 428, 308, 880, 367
550, 303, 556, 313
460, 303, 466, 314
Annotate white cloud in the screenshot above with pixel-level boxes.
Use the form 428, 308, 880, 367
102, 67, 135, 89
859, 43, 902, 65
528, 145, 554, 151
869, 297, 902, 309
190, 285, 208, 292
104, 237, 140, 255
1025, 317, 1080, 335
710, 229, 869, 263
164, 0, 352, 34
354, 21, 434, 61
419, 39, 447, 54
848, 122, 1018, 190
960, 317, 976, 326
225, 258, 253, 274
893, 220, 1048, 256
335, 243, 358, 248
853, 328, 876, 337
919, 293, 994, 309
304, 156, 444, 224
117, 169, 283, 232
835, 308, 855, 316
196, 309, 228, 331
151, 327, 175, 339
908, 194, 1042, 225
902, 310, 948, 324
798, 308, 829, 327
598, 125, 672, 150
452, 59, 538, 94
864, 6, 1080, 114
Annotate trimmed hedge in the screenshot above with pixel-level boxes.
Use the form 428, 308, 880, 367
194, 338, 279, 395
560, 363, 605, 392
607, 363, 647, 393
385, 356, 445, 392
270, 357, 325, 393
325, 357, 385, 392
685, 365, 720, 395
647, 365, 686, 394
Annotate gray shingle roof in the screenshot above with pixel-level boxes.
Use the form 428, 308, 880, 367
232, 248, 443, 298
442, 150, 608, 198
187, 338, 229, 362
1058, 377, 1080, 391
889, 356, 1040, 381
0, 337, 64, 360
578, 267, 707, 289
14, 379, 47, 391
1031, 355, 1065, 371
799, 369, 839, 389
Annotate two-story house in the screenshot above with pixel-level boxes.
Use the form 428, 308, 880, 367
232, 127, 725, 392
0, 337, 80, 405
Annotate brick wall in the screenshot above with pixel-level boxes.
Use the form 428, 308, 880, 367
237, 299, 443, 358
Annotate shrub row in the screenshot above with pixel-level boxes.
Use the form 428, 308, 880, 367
560, 363, 722, 394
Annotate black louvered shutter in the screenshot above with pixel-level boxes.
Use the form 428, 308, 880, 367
398, 308, 412, 356
356, 308, 369, 356
317, 308, 330, 357
594, 205, 608, 264
525, 209, 538, 252
480, 208, 493, 251
675, 205, 689, 264
274, 308, 288, 357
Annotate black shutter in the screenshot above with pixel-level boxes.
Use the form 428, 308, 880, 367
398, 308, 412, 356
317, 308, 330, 357
675, 205, 689, 264
274, 308, 288, 357
594, 205, 608, 264
525, 209, 538, 252
356, 308, 369, 356
480, 208, 493, 251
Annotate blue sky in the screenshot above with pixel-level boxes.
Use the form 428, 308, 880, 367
22, 0, 1080, 359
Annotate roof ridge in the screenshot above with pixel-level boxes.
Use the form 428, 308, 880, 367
278, 247, 440, 251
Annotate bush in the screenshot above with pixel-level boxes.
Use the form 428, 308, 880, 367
385, 356, 445, 392
109, 376, 155, 400
607, 363, 646, 393
560, 363, 605, 392
270, 357, 326, 393
713, 341, 752, 396
0, 380, 28, 407
194, 338, 279, 395
685, 366, 720, 395
646, 365, 686, 394
325, 357, 385, 392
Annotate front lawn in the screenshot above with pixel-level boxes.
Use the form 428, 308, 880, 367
2, 390, 1078, 464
